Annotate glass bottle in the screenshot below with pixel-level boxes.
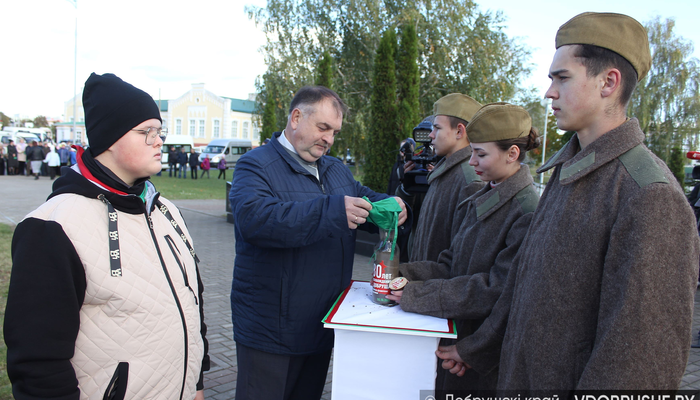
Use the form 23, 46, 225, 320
371, 228, 401, 306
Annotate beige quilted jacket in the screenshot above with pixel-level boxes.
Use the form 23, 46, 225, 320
25, 193, 205, 399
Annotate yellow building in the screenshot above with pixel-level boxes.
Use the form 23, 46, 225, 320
166, 83, 260, 147
56, 94, 86, 144
60, 83, 259, 147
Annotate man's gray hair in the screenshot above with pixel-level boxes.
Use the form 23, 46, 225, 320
288, 86, 348, 118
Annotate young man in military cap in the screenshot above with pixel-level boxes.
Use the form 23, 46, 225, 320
397, 93, 485, 263
490, 12, 699, 390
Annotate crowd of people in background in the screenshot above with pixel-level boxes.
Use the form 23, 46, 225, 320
0, 137, 77, 178
165, 145, 225, 180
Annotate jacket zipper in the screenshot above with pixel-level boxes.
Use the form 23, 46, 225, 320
147, 215, 188, 400
292, 166, 326, 194
164, 235, 198, 305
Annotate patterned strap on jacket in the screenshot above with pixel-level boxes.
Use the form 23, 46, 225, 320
98, 194, 123, 277
155, 199, 201, 265
98, 195, 200, 278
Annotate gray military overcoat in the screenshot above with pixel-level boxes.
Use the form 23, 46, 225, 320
404, 145, 485, 263
498, 118, 700, 390
399, 164, 539, 389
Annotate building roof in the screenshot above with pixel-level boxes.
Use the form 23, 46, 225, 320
64, 93, 257, 116
156, 99, 168, 112
224, 97, 257, 113
153, 97, 255, 114
54, 122, 86, 126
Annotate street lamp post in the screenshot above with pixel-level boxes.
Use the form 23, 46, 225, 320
66, 0, 77, 143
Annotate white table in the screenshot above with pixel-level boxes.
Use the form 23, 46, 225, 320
323, 281, 457, 400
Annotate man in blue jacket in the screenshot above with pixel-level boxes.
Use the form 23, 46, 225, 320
230, 86, 408, 400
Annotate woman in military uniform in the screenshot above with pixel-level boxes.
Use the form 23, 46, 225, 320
387, 103, 541, 391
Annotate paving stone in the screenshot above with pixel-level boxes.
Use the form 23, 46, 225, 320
213, 390, 238, 400
686, 363, 700, 373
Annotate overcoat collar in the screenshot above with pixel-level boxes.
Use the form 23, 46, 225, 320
537, 118, 645, 186
427, 145, 473, 184
462, 163, 534, 221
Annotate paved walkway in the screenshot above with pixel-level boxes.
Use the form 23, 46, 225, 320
2, 173, 700, 397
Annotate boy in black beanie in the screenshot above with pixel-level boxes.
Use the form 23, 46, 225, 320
5, 73, 209, 399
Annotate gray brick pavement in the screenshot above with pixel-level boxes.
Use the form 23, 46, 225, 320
2, 174, 700, 397
683, 291, 700, 390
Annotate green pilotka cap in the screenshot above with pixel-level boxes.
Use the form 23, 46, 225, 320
555, 12, 651, 81
433, 93, 482, 123
363, 196, 402, 260
466, 103, 532, 144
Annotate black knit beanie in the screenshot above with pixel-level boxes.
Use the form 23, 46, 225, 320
83, 73, 162, 157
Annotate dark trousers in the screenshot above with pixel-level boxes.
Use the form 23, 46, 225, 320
169, 164, 176, 177
200, 169, 210, 178
190, 165, 198, 179
48, 166, 59, 180
217, 169, 226, 180
235, 342, 331, 400
58, 162, 69, 176
178, 164, 186, 178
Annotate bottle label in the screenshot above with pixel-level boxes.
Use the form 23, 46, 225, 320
371, 260, 395, 302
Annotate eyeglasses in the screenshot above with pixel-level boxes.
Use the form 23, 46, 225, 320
132, 127, 167, 145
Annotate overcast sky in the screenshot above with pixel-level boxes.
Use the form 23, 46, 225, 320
1, 0, 698, 120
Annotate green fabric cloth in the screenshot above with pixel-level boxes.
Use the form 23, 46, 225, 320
363, 196, 402, 260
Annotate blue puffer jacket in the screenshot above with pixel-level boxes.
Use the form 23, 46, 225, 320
230, 132, 390, 355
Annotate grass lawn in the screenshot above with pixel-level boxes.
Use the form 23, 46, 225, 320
151, 163, 362, 199
149, 173, 230, 200
0, 224, 14, 398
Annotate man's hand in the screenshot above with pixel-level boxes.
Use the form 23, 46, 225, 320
436, 345, 472, 377
392, 197, 408, 226
194, 390, 205, 400
385, 289, 404, 303
403, 160, 415, 174
345, 196, 372, 229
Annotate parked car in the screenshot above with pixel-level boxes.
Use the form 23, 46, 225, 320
1, 132, 41, 145
198, 139, 252, 168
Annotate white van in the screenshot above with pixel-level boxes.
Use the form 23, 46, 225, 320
1, 127, 49, 142
161, 135, 195, 170
198, 139, 252, 168
1, 131, 42, 145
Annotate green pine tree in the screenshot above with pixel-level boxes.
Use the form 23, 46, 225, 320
396, 23, 420, 141
364, 28, 398, 193
668, 145, 686, 185
316, 51, 334, 90
261, 85, 277, 143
